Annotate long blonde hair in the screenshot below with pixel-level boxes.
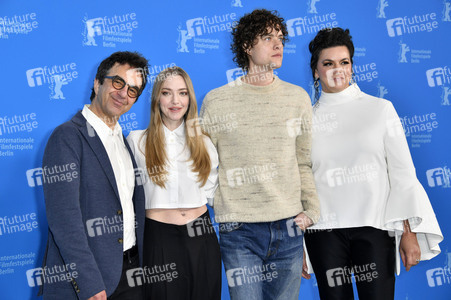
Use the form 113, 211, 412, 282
144, 66, 211, 188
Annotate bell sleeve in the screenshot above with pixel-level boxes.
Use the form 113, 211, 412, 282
382, 101, 443, 274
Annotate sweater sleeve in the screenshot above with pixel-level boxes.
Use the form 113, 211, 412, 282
382, 101, 443, 273
200, 93, 218, 149
296, 91, 320, 223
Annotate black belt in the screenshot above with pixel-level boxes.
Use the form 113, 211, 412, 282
123, 245, 138, 261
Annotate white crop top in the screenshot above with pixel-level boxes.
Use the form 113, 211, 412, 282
127, 122, 218, 209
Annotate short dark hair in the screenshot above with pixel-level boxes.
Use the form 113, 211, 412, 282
90, 51, 149, 101
231, 9, 288, 70
308, 27, 354, 79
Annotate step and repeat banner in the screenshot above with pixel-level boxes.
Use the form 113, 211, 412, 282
1, 0, 450, 299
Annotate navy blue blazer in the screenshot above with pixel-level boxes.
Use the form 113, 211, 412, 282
39, 111, 145, 299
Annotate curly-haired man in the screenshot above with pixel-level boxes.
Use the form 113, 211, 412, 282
200, 9, 320, 299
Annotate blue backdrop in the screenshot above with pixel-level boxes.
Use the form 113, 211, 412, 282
1, 0, 450, 299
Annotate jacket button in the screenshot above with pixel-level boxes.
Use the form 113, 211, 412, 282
118, 238, 123, 244
117, 209, 122, 215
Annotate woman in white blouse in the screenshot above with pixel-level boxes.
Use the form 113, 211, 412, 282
127, 66, 221, 299
303, 28, 443, 300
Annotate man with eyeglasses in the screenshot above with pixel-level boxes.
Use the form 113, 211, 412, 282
39, 51, 149, 300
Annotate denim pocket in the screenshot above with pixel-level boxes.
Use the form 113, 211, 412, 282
218, 222, 244, 233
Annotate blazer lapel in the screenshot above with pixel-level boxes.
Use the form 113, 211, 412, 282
124, 135, 145, 191
72, 111, 121, 202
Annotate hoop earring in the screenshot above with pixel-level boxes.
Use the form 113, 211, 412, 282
314, 77, 320, 102
314, 77, 320, 88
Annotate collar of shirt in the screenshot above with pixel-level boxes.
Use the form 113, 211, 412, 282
82, 105, 124, 140
163, 121, 186, 144
319, 83, 362, 106
81, 105, 136, 251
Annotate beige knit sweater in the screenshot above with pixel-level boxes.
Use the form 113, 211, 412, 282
200, 75, 320, 223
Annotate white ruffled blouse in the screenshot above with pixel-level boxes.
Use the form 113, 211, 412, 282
308, 83, 443, 274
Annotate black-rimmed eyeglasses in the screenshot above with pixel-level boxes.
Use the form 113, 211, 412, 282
104, 75, 142, 98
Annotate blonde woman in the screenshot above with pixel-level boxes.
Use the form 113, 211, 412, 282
127, 66, 221, 299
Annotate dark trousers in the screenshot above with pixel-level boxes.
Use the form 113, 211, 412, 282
108, 245, 143, 300
305, 226, 395, 300
143, 210, 222, 300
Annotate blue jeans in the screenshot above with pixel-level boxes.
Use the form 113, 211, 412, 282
219, 217, 304, 300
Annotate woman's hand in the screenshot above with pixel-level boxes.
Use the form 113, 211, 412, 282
400, 220, 421, 271
302, 249, 311, 279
